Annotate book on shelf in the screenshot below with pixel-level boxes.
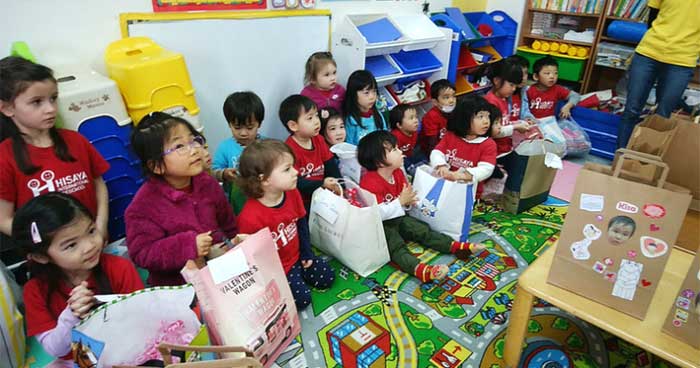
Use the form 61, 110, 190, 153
608, 0, 648, 19
531, 0, 603, 14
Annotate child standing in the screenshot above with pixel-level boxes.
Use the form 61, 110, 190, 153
419, 79, 456, 155
300, 52, 346, 113
125, 112, 239, 286
237, 140, 334, 309
319, 107, 346, 147
343, 70, 387, 145
17, 193, 143, 363
431, 96, 497, 199
280, 95, 341, 205
358, 131, 485, 283
525, 56, 581, 119
0, 56, 110, 239
389, 104, 422, 172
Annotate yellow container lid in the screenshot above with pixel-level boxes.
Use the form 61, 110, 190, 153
550, 42, 559, 52
540, 42, 550, 52
567, 46, 578, 57
577, 47, 589, 58
559, 43, 569, 54
532, 40, 541, 50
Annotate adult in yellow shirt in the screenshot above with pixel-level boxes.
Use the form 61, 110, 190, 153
617, 0, 700, 148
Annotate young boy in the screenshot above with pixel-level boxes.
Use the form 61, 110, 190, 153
358, 131, 485, 283
213, 91, 265, 213
389, 104, 423, 173
280, 94, 341, 206
525, 56, 581, 119
419, 79, 456, 155
506, 54, 536, 123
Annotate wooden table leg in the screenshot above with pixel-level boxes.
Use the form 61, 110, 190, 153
504, 285, 535, 368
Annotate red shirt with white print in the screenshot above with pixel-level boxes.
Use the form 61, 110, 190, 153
238, 189, 306, 273
484, 91, 513, 156
420, 106, 448, 138
526, 84, 571, 118
391, 129, 418, 157
510, 93, 523, 122
434, 132, 497, 198
285, 135, 333, 182
360, 168, 407, 205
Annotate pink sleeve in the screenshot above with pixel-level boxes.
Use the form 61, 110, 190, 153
36, 307, 79, 358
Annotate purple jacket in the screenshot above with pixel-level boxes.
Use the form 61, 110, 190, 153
300, 84, 346, 113
125, 172, 238, 286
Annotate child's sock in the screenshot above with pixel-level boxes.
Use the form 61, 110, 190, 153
450, 241, 486, 260
414, 263, 448, 283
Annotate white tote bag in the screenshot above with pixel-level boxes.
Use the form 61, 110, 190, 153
330, 143, 363, 184
309, 180, 389, 277
409, 165, 474, 242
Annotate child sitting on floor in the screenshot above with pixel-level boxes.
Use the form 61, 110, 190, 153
525, 56, 581, 119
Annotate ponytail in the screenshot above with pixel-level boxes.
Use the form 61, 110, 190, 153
473, 59, 523, 89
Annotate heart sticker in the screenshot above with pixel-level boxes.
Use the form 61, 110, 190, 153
640, 236, 668, 258
604, 271, 616, 282
649, 224, 660, 232
641, 279, 652, 287
643, 204, 666, 219
627, 250, 637, 259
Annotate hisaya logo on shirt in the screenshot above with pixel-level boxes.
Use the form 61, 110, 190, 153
300, 163, 325, 178
27, 170, 89, 197
530, 97, 554, 111
445, 149, 474, 170
383, 193, 395, 204
271, 220, 299, 249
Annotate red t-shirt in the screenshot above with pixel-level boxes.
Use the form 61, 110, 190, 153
238, 189, 306, 273
434, 132, 497, 198
23, 254, 144, 339
420, 106, 447, 138
484, 91, 514, 155
0, 129, 109, 214
360, 169, 407, 205
285, 135, 333, 182
391, 129, 418, 157
510, 93, 523, 122
526, 84, 571, 118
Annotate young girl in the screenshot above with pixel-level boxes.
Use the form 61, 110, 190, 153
319, 107, 346, 147
236, 139, 334, 309
343, 70, 387, 145
17, 192, 143, 364
125, 112, 239, 286
480, 59, 531, 157
0, 56, 110, 239
300, 52, 346, 113
358, 131, 485, 283
431, 96, 497, 199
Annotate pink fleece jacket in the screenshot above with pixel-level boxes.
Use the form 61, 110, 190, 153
300, 84, 346, 113
125, 172, 238, 286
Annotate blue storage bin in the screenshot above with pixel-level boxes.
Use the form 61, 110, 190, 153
103, 156, 141, 182
489, 11, 517, 36
106, 175, 144, 197
365, 56, 401, 78
79, 116, 132, 146
390, 49, 442, 74
357, 18, 402, 44
109, 193, 135, 218
584, 129, 617, 160
464, 12, 507, 41
570, 107, 620, 135
108, 216, 126, 241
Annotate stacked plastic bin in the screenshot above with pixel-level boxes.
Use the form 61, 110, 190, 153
55, 67, 144, 241
104, 37, 203, 131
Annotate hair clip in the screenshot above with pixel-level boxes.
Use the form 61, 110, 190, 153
30, 221, 42, 244
321, 109, 330, 119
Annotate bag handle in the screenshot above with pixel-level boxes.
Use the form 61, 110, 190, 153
612, 148, 669, 188
158, 343, 262, 367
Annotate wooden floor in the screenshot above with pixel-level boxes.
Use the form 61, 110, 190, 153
677, 209, 699, 252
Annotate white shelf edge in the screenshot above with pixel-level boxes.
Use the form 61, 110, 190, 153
376, 67, 444, 86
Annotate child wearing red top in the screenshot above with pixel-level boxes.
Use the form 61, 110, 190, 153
16, 193, 143, 362
358, 131, 485, 283
525, 56, 580, 119
237, 140, 334, 309
389, 104, 424, 174
431, 96, 497, 199
280, 95, 341, 206
419, 79, 455, 154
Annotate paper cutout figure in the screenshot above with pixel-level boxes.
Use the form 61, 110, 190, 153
580, 194, 604, 212
607, 216, 636, 246
593, 261, 606, 273
570, 224, 602, 260
640, 236, 668, 258
612, 259, 643, 301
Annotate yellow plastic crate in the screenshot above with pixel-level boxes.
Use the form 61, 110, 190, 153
104, 37, 200, 126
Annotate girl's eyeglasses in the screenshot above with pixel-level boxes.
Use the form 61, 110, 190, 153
163, 136, 205, 157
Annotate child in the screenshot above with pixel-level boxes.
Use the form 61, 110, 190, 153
389, 104, 422, 172
481, 59, 532, 157
300, 52, 346, 113
525, 56, 581, 119
607, 215, 636, 246
125, 112, 239, 286
0, 56, 110, 239
343, 70, 387, 145
16, 192, 143, 362
357, 131, 485, 283
506, 54, 536, 123
419, 79, 456, 155
319, 107, 346, 147
280, 95, 341, 205
431, 96, 497, 199
236, 140, 334, 309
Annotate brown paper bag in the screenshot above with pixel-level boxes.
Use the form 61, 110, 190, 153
501, 140, 561, 213
662, 251, 700, 348
548, 149, 692, 320
616, 114, 679, 183
662, 115, 700, 205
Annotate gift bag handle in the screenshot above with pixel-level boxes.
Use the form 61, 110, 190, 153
612, 148, 669, 188
157, 342, 262, 367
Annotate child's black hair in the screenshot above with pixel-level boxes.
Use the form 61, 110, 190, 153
533, 56, 559, 75
279, 94, 317, 134
430, 79, 455, 99
507, 54, 530, 71
474, 58, 523, 89
0, 56, 75, 174
447, 95, 493, 138
608, 215, 636, 234
389, 104, 416, 130
343, 70, 385, 130
320, 107, 342, 134
487, 102, 502, 125
131, 111, 201, 177
12, 192, 108, 303
222, 91, 265, 128
357, 130, 397, 171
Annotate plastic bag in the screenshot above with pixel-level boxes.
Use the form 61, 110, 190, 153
558, 117, 591, 157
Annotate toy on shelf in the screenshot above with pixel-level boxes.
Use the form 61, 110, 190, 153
386, 79, 430, 105
105, 37, 202, 131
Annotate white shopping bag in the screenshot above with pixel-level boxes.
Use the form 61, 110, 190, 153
309, 180, 389, 277
538, 116, 567, 154
409, 165, 474, 242
330, 143, 363, 184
